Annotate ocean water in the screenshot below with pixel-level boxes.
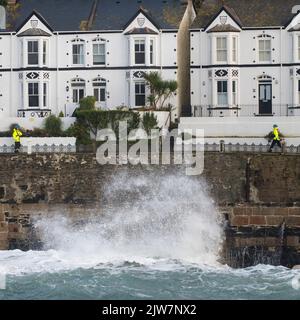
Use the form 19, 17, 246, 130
0, 172, 299, 300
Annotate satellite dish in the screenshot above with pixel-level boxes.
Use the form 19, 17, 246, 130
0, 6, 6, 30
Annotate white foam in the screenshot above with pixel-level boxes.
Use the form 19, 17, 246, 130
0, 172, 225, 276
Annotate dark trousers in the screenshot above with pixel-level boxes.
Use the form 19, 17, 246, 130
269, 139, 281, 150
14, 142, 21, 153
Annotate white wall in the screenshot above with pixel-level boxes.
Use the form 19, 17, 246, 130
190, 9, 300, 109
0, 12, 179, 119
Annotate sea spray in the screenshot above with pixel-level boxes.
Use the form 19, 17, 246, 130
0, 171, 224, 275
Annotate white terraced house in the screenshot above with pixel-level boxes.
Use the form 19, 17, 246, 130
0, 0, 196, 130
179, 0, 300, 145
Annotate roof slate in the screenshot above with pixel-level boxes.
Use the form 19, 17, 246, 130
92, 0, 187, 30
8, 0, 94, 31
124, 27, 158, 35
17, 27, 51, 36
6, 0, 187, 32
207, 23, 240, 33
192, 0, 300, 29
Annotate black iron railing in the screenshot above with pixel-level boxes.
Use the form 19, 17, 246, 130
192, 105, 299, 117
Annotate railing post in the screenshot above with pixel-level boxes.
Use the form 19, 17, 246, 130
219, 140, 225, 152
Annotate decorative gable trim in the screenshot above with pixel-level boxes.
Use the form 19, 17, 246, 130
16, 10, 53, 33
204, 5, 242, 31
123, 8, 160, 31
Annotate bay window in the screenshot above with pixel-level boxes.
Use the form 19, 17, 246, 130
135, 82, 146, 106
217, 80, 228, 105
28, 82, 39, 107
135, 39, 145, 64
28, 40, 39, 65
216, 37, 227, 62
232, 37, 237, 63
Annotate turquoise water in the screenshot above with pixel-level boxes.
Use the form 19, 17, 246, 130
0, 256, 299, 300
0, 172, 299, 300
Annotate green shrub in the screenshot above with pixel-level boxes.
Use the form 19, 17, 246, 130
142, 112, 158, 135
76, 109, 140, 138
58, 111, 64, 117
44, 115, 62, 137
79, 96, 96, 110
27, 128, 48, 137
64, 123, 91, 145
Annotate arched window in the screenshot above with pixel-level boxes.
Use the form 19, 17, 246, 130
71, 38, 85, 65
93, 77, 106, 103
71, 78, 85, 103
92, 37, 106, 65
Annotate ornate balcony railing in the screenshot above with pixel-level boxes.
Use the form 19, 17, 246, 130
192, 105, 300, 117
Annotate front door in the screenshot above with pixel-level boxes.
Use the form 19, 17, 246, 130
259, 83, 272, 115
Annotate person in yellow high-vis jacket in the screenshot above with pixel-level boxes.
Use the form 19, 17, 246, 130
12, 125, 23, 153
268, 124, 282, 152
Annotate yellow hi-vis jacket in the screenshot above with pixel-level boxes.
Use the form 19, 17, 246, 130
12, 128, 22, 143
273, 127, 280, 141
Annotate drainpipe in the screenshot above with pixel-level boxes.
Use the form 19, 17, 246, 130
280, 26, 283, 115
199, 28, 202, 116
56, 32, 59, 116
160, 29, 162, 74
10, 32, 13, 117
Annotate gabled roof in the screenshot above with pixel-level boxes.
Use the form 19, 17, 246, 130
92, 0, 187, 30
124, 27, 158, 35
192, 0, 300, 29
16, 10, 53, 33
207, 24, 240, 33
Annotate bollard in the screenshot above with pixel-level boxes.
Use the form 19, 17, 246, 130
27, 139, 32, 155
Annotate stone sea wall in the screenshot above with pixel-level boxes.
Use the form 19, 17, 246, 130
0, 153, 300, 267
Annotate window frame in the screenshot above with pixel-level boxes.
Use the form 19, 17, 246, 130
93, 78, 106, 102
232, 36, 237, 63
134, 39, 146, 65
258, 37, 271, 62
27, 40, 39, 66
217, 80, 228, 106
28, 82, 39, 107
93, 42, 106, 65
150, 39, 154, 65
43, 40, 47, 66
135, 81, 146, 106
71, 78, 86, 103
232, 80, 237, 106
216, 36, 227, 63
72, 41, 85, 65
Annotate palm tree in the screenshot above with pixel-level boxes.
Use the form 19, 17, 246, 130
143, 72, 178, 110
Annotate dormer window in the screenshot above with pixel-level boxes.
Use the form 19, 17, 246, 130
28, 40, 39, 65
72, 39, 85, 65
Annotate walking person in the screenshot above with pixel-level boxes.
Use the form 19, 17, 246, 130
268, 124, 282, 152
12, 124, 23, 153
